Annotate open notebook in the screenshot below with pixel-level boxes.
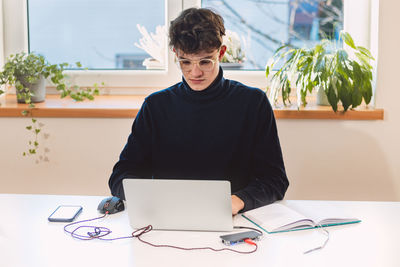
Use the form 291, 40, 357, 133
242, 203, 361, 233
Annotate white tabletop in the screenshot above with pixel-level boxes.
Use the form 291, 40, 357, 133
0, 194, 399, 267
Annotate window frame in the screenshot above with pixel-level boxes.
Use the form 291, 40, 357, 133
2, 0, 376, 93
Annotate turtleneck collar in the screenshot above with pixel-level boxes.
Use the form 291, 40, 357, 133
180, 67, 229, 103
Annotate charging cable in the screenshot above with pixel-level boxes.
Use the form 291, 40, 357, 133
63, 213, 259, 254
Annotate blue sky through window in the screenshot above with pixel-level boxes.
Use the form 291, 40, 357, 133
28, 0, 164, 69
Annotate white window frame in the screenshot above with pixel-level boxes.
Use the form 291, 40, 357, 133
2, 0, 377, 94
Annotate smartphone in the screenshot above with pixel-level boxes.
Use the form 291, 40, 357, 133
48, 205, 83, 222
220, 231, 262, 246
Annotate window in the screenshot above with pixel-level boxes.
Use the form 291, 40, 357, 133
202, 0, 344, 70
4, 0, 182, 92
2, 0, 375, 92
28, 0, 165, 70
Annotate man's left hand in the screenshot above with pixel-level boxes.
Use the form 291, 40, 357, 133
231, 195, 245, 215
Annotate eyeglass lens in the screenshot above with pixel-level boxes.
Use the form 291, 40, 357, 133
178, 59, 215, 72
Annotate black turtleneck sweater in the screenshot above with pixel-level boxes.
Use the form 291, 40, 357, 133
109, 68, 288, 212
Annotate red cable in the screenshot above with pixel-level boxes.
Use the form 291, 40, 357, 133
133, 225, 258, 254
244, 238, 257, 246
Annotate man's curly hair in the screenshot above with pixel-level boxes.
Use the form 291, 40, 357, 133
169, 8, 225, 54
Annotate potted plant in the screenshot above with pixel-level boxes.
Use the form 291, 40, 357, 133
265, 31, 374, 112
0, 52, 99, 105
0, 52, 100, 159
221, 30, 246, 70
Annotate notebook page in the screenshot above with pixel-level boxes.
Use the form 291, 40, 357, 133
318, 218, 361, 226
244, 203, 313, 232
292, 205, 361, 227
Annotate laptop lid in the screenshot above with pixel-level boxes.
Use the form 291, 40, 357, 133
122, 179, 233, 231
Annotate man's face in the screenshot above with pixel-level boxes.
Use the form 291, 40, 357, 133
175, 46, 226, 91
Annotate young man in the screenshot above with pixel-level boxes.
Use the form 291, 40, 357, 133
108, 8, 289, 215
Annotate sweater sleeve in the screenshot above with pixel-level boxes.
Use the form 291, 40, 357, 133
234, 93, 289, 212
108, 100, 153, 200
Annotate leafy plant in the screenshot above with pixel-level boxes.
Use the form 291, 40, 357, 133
265, 31, 374, 112
0, 52, 101, 158
0, 52, 99, 104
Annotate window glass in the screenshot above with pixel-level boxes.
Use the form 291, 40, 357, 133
27, 0, 165, 70
202, 0, 343, 70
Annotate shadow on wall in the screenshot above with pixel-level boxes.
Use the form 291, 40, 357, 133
280, 121, 396, 201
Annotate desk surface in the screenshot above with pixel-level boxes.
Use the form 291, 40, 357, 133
1, 194, 399, 267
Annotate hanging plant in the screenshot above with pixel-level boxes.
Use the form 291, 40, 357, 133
0, 52, 101, 159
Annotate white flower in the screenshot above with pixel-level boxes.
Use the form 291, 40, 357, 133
222, 30, 245, 63
134, 24, 167, 65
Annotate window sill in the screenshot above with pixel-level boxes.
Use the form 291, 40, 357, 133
0, 94, 384, 120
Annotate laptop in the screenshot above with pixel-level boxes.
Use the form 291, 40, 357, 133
122, 179, 233, 231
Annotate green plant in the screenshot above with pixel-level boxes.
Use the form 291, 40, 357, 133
0, 52, 101, 158
0, 52, 99, 104
265, 31, 374, 112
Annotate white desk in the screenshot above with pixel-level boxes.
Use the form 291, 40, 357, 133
1, 194, 399, 267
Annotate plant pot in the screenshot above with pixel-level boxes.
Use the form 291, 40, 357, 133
143, 58, 164, 70
316, 87, 330, 106
0, 93, 5, 106
220, 62, 244, 70
16, 75, 46, 103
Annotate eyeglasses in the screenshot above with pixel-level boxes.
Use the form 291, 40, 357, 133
176, 55, 219, 72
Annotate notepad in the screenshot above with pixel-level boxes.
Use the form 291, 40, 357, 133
242, 203, 361, 233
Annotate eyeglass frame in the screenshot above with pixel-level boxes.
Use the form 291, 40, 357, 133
175, 49, 221, 72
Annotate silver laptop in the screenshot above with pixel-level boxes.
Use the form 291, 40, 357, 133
122, 179, 233, 231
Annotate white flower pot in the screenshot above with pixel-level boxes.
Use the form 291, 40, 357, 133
220, 62, 244, 70
316, 87, 330, 106
143, 58, 164, 70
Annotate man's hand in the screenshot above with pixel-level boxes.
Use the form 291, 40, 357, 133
231, 195, 245, 215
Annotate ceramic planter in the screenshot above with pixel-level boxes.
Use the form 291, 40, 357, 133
16, 75, 46, 103
316, 87, 330, 106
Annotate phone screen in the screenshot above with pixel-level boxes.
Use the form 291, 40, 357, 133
48, 205, 82, 222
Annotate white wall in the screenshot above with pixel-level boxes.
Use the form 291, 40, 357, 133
1, 0, 399, 200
